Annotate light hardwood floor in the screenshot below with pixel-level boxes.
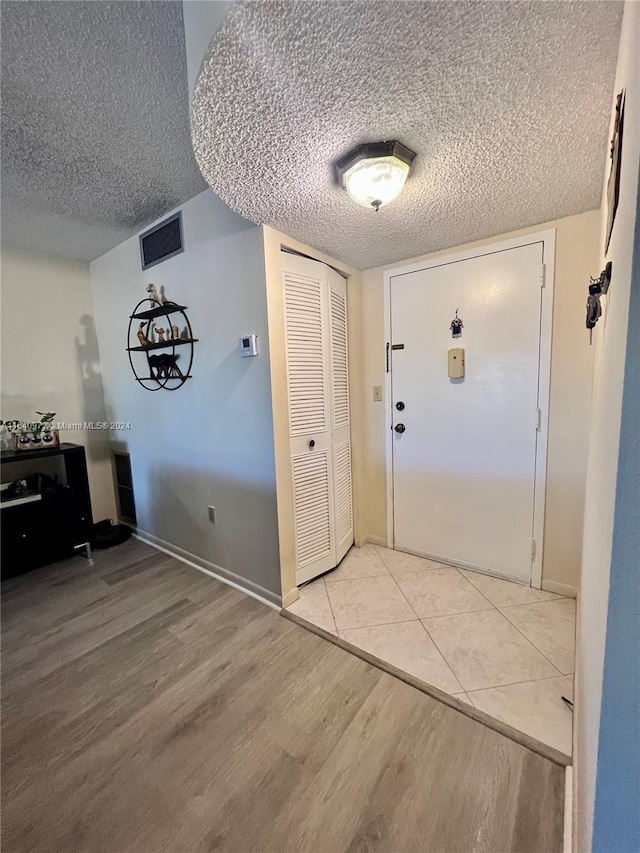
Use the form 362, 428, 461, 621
1, 540, 564, 852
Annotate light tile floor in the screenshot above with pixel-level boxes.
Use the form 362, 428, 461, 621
287, 544, 575, 756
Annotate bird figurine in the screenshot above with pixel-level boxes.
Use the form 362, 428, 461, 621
137, 323, 150, 347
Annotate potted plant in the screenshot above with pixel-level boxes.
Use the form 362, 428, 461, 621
0, 412, 59, 451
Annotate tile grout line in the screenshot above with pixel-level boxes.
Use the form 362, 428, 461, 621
325, 546, 390, 584
375, 545, 495, 691
451, 566, 501, 609
427, 554, 568, 608
323, 553, 390, 632
368, 547, 573, 740
374, 544, 494, 621
381, 562, 467, 693
499, 595, 568, 609
321, 577, 339, 634
328, 547, 414, 630
465, 671, 576, 696
387, 567, 467, 693
329, 615, 436, 633
420, 605, 497, 619
294, 553, 574, 754
346, 546, 571, 689
325, 571, 390, 585
498, 605, 573, 675
418, 615, 473, 694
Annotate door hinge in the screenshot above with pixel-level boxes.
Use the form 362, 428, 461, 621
535, 407, 542, 430
539, 264, 546, 288
386, 342, 390, 373
530, 538, 536, 559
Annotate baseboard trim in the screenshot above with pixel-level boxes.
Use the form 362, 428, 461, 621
281, 586, 300, 608
564, 766, 573, 853
132, 531, 281, 611
281, 608, 572, 768
354, 535, 388, 548
542, 580, 578, 599
571, 592, 581, 853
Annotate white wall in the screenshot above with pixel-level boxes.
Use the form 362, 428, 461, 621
0, 245, 117, 521
576, 3, 640, 849
353, 210, 599, 594
183, 0, 232, 98
90, 189, 282, 602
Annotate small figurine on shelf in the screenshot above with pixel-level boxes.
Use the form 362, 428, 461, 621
146, 283, 162, 304
149, 354, 184, 379
137, 323, 150, 347
155, 327, 166, 343
172, 325, 180, 340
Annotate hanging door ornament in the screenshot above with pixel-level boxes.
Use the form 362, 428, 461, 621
585, 263, 612, 345
450, 309, 464, 339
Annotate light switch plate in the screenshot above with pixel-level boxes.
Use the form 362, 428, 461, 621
373, 385, 383, 402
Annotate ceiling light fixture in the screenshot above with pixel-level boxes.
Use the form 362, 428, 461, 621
336, 141, 416, 212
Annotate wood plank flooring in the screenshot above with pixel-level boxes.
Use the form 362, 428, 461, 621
1, 540, 565, 852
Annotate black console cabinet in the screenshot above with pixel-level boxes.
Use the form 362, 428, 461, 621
1, 443, 94, 579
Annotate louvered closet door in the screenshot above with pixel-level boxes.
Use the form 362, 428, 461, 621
328, 267, 353, 563
283, 253, 336, 583
282, 252, 353, 585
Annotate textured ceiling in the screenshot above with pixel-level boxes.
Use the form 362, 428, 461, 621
192, 0, 623, 270
1, 1, 206, 262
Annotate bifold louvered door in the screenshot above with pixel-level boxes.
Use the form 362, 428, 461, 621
282, 252, 353, 584
328, 271, 353, 564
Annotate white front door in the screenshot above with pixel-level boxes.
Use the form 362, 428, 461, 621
389, 238, 551, 583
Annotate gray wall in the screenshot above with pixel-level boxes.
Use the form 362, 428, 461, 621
592, 179, 640, 853
90, 189, 281, 602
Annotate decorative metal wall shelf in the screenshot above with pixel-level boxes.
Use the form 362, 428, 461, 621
126, 299, 197, 391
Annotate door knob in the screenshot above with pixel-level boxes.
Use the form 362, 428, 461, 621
396, 401, 405, 411
394, 423, 406, 433
308, 439, 315, 449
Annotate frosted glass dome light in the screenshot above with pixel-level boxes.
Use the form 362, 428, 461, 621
336, 141, 416, 212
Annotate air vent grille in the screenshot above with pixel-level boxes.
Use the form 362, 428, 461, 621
113, 451, 137, 524
140, 212, 183, 270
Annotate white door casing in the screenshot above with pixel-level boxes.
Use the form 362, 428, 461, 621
282, 252, 354, 584
384, 232, 555, 587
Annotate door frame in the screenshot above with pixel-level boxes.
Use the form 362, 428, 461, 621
383, 229, 556, 589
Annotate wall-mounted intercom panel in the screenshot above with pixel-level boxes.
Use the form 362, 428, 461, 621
239, 334, 258, 357
448, 348, 465, 379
